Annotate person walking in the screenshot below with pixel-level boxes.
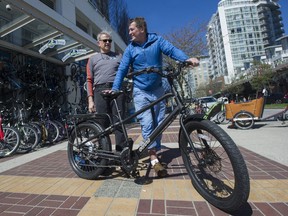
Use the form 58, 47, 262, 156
86, 31, 126, 151
111, 17, 199, 177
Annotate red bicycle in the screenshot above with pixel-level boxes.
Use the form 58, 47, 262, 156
0, 106, 20, 158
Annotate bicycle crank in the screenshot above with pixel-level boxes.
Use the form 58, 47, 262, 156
120, 147, 139, 176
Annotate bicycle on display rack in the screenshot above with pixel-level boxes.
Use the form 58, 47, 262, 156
9, 101, 40, 153
0, 103, 20, 157
66, 61, 250, 213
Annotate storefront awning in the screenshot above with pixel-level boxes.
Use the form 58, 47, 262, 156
0, 0, 99, 65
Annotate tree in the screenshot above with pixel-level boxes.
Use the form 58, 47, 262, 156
195, 83, 208, 98
162, 20, 208, 98
250, 61, 274, 96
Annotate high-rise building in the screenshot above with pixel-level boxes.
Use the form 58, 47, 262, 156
207, 0, 285, 84
182, 56, 210, 98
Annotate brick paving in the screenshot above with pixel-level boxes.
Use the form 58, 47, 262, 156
0, 122, 287, 215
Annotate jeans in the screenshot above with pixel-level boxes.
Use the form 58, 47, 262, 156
94, 85, 126, 148
133, 86, 166, 151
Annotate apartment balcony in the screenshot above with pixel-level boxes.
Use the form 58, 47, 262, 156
262, 33, 269, 39
261, 26, 269, 32
258, 14, 266, 20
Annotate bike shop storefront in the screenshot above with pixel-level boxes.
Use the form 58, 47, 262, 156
0, 0, 99, 118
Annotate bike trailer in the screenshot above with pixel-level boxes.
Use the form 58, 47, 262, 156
225, 97, 265, 120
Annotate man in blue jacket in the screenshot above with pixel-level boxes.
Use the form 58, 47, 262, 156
112, 17, 199, 177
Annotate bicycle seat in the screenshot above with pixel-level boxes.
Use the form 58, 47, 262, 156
100, 90, 123, 100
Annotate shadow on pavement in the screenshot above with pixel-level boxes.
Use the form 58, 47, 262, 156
229, 202, 253, 216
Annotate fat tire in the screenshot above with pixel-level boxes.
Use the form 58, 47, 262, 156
67, 122, 111, 180
179, 119, 250, 213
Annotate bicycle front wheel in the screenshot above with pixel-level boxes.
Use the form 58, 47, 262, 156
0, 127, 20, 157
179, 119, 250, 213
216, 111, 230, 125
17, 125, 40, 153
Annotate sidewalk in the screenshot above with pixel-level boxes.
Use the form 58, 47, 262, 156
0, 114, 287, 216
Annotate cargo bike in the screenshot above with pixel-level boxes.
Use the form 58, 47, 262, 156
66, 62, 250, 213
225, 97, 288, 129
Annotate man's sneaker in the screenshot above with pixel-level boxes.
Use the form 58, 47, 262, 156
153, 162, 168, 178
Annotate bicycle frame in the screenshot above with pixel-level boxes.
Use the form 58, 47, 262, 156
69, 92, 180, 153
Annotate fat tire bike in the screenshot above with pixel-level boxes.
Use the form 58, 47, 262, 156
66, 62, 250, 213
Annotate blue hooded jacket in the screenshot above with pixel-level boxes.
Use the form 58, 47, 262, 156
112, 33, 189, 91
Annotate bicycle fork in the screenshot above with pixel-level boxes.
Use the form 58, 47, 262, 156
179, 116, 206, 164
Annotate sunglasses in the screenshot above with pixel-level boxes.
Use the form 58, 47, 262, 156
100, 39, 112, 43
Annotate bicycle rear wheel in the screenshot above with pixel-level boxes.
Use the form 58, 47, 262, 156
45, 120, 60, 144
0, 127, 20, 157
179, 119, 250, 213
53, 120, 66, 141
234, 111, 254, 129
67, 122, 111, 180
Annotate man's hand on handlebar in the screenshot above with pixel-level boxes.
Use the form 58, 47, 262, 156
101, 89, 123, 99
185, 57, 200, 67
101, 89, 114, 95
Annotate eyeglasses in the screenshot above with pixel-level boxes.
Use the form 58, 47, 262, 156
100, 39, 112, 43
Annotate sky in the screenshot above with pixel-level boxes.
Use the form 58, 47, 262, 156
125, 0, 288, 37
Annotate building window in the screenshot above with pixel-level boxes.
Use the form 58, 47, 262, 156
39, 0, 55, 9
76, 20, 87, 33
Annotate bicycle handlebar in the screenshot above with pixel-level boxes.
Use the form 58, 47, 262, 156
101, 61, 195, 99
126, 61, 193, 79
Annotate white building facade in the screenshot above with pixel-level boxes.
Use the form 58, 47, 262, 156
183, 56, 210, 98
207, 0, 284, 84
